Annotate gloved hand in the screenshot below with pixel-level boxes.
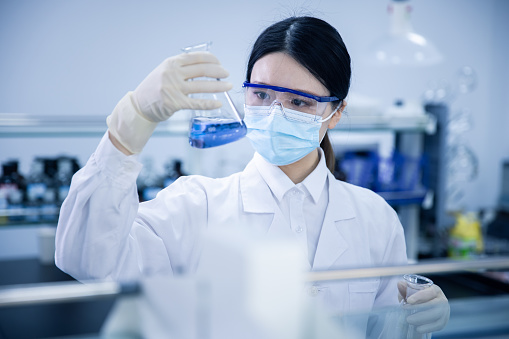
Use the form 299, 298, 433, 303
398, 280, 450, 334
107, 51, 232, 154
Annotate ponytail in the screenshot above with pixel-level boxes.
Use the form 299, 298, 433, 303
320, 132, 335, 173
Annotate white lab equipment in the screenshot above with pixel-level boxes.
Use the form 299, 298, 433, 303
37, 226, 56, 265
100, 225, 362, 339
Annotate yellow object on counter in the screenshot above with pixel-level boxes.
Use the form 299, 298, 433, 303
448, 211, 484, 258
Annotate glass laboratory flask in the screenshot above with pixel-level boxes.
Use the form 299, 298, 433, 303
401, 274, 433, 339
182, 42, 246, 149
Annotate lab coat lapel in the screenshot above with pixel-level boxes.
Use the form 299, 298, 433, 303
240, 158, 311, 270
239, 158, 278, 236
312, 173, 356, 271
239, 157, 299, 237
240, 158, 274, 214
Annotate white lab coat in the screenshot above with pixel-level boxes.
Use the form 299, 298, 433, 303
55, 133, 408, 334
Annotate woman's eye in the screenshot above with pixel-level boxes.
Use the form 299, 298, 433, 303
255, 91, 270, 100
291, 98, 308, 107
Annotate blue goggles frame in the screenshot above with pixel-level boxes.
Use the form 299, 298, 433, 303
242, 82, 339, 103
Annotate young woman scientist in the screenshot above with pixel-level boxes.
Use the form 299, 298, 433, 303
56, 16, 449, 335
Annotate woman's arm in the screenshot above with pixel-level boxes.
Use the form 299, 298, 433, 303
55, 132, 146, 281
55, 51, 231, 281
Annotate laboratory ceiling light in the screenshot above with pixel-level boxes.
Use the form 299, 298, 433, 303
366, 0, 443, 67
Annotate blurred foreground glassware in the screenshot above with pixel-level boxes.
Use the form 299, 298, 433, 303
182, 42, 246, 148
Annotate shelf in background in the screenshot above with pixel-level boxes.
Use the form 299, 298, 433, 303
0, 113, 188, 137
333, 113, 436, 134
0, 113, 437, 137
377, 188, 428, 206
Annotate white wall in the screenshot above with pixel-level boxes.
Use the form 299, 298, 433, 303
1, 0, 508, 211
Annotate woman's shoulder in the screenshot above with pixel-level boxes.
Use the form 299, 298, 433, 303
331, 177, 398, 220
330, 178, 404, 254
332, 178, 388, 204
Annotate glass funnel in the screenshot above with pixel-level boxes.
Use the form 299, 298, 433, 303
182, 42, 246, 149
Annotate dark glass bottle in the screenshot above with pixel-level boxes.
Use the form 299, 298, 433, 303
0, 160, 26, 223
137, 158, 163, 202
25, 158, 48, 223
56, 156, 78, 205
40, 159, 59, 222
163, 159, 187, 187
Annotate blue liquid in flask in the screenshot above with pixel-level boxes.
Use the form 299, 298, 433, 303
189, 117, 247, 148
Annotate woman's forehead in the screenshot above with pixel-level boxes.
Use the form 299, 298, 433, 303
250, 52, 329, 96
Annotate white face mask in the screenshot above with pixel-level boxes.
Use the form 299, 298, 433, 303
243, 104, 337, 166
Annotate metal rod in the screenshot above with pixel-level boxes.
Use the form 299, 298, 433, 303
0, 281, 125, 307
2, 257, 508, 307
307, 256, 509, 282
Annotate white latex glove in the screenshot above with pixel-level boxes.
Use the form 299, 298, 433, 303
107, 51, 232, 154
398, 280, 450, 334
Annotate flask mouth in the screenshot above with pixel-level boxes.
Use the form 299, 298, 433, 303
403, 274, 433, 288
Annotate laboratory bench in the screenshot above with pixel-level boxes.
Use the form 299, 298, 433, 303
0, 258, 72, 286
1, 223, 509, 338
2, 258, 508, 300
6, 258, 509, 300
0, 258, 118, 339
1, 256, 509, 338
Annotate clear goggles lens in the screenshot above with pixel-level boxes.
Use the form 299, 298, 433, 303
243, 82, 339, 118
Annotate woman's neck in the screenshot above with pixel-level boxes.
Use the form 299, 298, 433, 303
279, 148, 320, 184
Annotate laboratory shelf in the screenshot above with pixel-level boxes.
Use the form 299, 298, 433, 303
376, 188, 428, 206
0, 113, 189, 137
332, 113, 437, 134
0, 207, 59, 218
0, 112, 437, 137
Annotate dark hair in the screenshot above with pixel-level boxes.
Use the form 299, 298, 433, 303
246, 16, 351, 173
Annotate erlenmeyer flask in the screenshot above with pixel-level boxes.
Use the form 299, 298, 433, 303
182, 42, 246, 148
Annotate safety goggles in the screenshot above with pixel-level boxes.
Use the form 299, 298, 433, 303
242, 82, 340, 120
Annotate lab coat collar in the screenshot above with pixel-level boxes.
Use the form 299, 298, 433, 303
240, 152, 357, 220
251, 149, 328, 204
253, 153, 295, 203
240, 154, 276, 213
325, 170, 357, 221
301, 148, 328, 204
